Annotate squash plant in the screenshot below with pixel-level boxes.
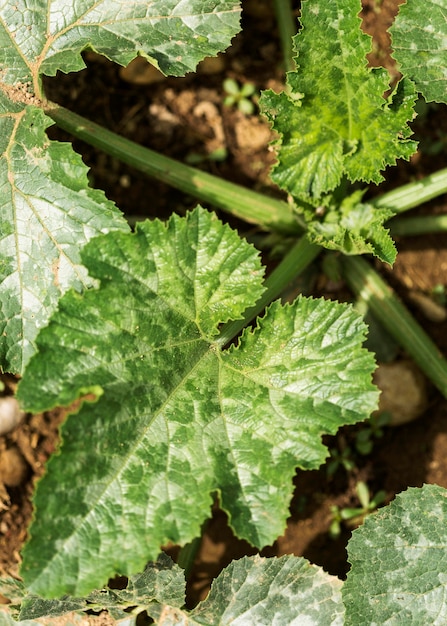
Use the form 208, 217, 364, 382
2, 0, 447, 624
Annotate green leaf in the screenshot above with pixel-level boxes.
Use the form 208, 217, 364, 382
1, 555, 343, 625
304, 191, 397, 265
8, 554, 185, 624
86, 554, 185, 621
150, 555, 344, 625
260, 0, 417, 201
0, 1, 241, 85
0, 93, 129, 373
391, 0, 447, 103
17, 208, 378, 597
343, 484, 447, 625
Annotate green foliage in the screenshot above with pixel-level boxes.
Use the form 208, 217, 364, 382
0, 0, 241, 375
329, 481, 387, 539
2, 554, 345, 625
260, 0, 417, 262
344, 484, 447, 625
1, 0, 447, 620
392, 0, 447, 104
0, 0, 241, 84
0, 97, 129, 373
223, 77, 257, 114
260, 0, 417, 198
4, 485, 447, 625
17, 207, 377, 596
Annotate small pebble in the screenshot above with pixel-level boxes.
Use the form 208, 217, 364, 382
373, 360, 428, 426
0, 446, 28, 487
0, 397, 25, 436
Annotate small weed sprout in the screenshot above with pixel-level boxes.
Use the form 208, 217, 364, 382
355, 412, 390, 456
329, 482, 387, 539
223, 78, 258, 115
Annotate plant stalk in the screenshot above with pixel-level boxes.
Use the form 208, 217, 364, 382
273, 0, 296, 73
217, 236, 320, 345
373, 167, 447, 214
389, 214, 447, 236
45, 103, 304, 235
341, 255, 447, 398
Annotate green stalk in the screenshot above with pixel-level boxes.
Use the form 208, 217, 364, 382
341, 255, 447, 398
217, 236, 320, 345
373, 167, 447, 214
45, 103, 304, 235
389, 214, 447, 236
273, 0, 296, 73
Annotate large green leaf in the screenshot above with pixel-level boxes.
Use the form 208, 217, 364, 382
0, 0, 241, 84
0, 0, 241, 374
260, 0, 417, 200
343, 484, 447, 625
391, 0, 447, 103
17, 208, 378, 597
0, 93, 129, 373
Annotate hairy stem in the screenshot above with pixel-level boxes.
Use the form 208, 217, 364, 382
373, 167, 447, 214
46, 103, 304, 235
389, 214, 447, 236
342, 255, 447, 398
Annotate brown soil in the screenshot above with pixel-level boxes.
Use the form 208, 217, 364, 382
2, 0, 447, 617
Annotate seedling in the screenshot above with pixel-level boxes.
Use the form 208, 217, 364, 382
222, 77, 258, 114
326, 443, 356, 477
354, 412, 390, 456
329, 481, 387, 539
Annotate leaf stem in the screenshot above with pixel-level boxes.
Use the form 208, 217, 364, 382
45, 103, 305, 235
217, 236, 320, 345
389, 214, 447, 236
272, 0, 297, 73
372, 167, 447, 214
341, 255, 447, 398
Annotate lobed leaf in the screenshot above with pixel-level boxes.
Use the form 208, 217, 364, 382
17, 208, 378, 597
343, 484, 447, 625
391, 0, 447, 103
0, 0, 241, 85
260, 0, 417, 200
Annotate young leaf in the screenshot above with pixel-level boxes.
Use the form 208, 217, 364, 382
391, 0, 447, 103
343, 484, 447, 625
302, 190, 397, 265
0, 0, 241, 85
260, 0, 417, 200
17, 208, 378, 597
150, 555, 344, 625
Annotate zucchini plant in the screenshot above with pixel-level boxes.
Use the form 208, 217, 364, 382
2, 0, 447, 624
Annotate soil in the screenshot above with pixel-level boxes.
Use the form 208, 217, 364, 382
2, 0, 447, 618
